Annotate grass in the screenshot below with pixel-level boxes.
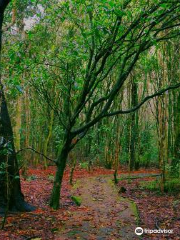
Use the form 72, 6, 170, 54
140, 178, 180, 193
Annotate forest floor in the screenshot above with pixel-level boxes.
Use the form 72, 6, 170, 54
0, 166, 179, 240
57, 175, 137, 240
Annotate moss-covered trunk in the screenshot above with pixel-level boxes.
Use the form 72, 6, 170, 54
50, 136, 71, 209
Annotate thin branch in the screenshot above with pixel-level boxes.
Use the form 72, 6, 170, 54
16, 147, 57, 164
105, 82, 180, 116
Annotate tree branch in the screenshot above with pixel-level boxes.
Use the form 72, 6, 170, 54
16, 147, 57, 164
105, 82, 180, 116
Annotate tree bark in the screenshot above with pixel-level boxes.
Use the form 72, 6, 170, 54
0, 1, 11, 52
129, 76, 139, 171
0, 0, 34, 212
172, 92, 180, 177
50, 134, 71, 209
0, 84, 35, 212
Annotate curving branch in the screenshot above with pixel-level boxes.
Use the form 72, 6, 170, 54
105, 82, 180, 116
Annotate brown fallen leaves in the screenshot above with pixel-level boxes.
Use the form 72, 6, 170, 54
0, 166, 116, 240
118, 174, 180, 240
0, 166, 179, 240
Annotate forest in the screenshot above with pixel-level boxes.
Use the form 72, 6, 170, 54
0, 0, 180, 239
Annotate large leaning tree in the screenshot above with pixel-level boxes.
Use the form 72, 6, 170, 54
0, 0, 34, 212
23, 0, 180, 209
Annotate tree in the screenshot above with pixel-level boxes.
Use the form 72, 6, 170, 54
0, 0, 34, 212
173, 91, 180, 177
29, 0, 180, 209
2, 0, 180, 211
129, 73, 139, 171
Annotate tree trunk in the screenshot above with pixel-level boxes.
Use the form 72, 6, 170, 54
0, 1, 11, 49
0, 87, 34, 212
129, 76, 139, 171
172, 91, 180, 177
0, 0, 34, 212
43, 109, 54, 169
157, 44, 168, 191
50, 135, 71, 209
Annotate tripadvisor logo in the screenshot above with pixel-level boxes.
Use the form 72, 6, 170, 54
135, 227, 143, 235
135, 227, 174, 235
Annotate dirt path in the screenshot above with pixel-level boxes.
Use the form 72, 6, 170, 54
56, 175, 139, 240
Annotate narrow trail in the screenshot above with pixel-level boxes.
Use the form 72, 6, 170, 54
56, 175, 139, 240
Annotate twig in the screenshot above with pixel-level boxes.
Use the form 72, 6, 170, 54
16, 147, 57, 164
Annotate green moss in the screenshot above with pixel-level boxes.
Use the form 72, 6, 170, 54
107, 178, 114, 186
48, 174, 55, 181
129, 200, 140, 225
118, 197, 140, 226
71, 196, 82, 206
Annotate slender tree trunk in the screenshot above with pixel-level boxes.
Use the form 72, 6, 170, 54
69, 155, 76, 185
22, 88, 30, 177
157, 45, 168, 191
43, 109, 54, 169
129, 76, 139, 171
172, 91, 180, 177
14, 97, 21, 150
50, 134, 72, 209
